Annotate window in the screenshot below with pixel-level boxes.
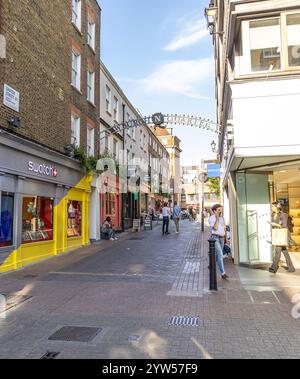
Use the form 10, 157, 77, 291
87, 19, 95, 50
22, 197, 53, 243
72, 0, 81, 31
72, 50, 81, 89
87, 126, 94, 157
113, 96, 119, 122
67, 201, 82, 238
113, 139, 118, 159
0, 192, 14, 247
105, 85, 111, 113
250, 19, 281, 72
126, 113, 131, 136
105, 193, 116, 216
87, 70, 95, 103
71, 113, 80, 147
132, 125, 136, 140
286, 13, 300, 67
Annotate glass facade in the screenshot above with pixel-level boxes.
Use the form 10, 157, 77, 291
67, 201, 82, 238
22, 196, 53, 243
0, 192, 14, 247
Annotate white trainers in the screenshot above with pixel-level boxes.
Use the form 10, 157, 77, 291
110, 238, 115, 241
114, 237, 118, 240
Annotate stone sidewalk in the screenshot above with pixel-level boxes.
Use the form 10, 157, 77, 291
1, 220, 300, 359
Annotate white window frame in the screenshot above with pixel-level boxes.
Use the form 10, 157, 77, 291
241, 12, 300, 75
113, 96, 119, 123
87, 70, 95, 104
71, 113, 80, 147
87, 126, 95, 157
72, 0, 82, 31
113, 138, 118, 159
105, 85, 111, 114
87, 19, 96, 51
72, 50, 81, 90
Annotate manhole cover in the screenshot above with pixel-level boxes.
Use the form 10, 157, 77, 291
48, 326, 102, 342
40, 352, 60, 359
168, 316, 200, 327
0, 294, 32, 313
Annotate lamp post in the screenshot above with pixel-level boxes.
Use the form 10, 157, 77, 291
204, 1, 224, 36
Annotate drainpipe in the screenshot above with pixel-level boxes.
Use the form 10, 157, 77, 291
121, 103, 125, 232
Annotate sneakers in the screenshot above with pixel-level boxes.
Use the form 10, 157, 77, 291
110, 238, 115, 241
114, 237, 118, 241
221, 273, 229, 280
269, 267, 277, 274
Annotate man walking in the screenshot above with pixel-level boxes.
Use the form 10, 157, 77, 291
173, 201, 181, 234
209, 204, 229, 280
269, 201, 295, 274
162, 202, 171, 235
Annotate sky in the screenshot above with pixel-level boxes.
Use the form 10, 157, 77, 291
98, 0, 217, 166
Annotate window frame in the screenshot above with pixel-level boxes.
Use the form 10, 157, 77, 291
72, 0, 82, 32
87, 70, 95, 104
87, 18, 96, 51
113, 96, 119, 123
72, 50, 81, 90
105, 85, 111, 114
241, 12, 300, 75
71, 113, 80, 147
87, 125, 95, 157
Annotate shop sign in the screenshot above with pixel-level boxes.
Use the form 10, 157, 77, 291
28, 161, 58, 178
3, 84, 20, 112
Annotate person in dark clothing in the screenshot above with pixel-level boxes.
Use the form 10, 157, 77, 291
162, 202, 170, 235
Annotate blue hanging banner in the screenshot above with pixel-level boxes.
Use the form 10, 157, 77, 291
207, 164, 221, 178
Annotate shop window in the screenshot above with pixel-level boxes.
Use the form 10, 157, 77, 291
22, 197, 53, 243
105, 193, 116, 216
0, 192, 14, 247
67, 201, 82, 238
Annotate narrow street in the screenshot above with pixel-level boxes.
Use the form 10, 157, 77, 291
1, 220, 300, 359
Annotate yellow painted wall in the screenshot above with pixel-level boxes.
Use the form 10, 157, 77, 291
0, 175, 92, 274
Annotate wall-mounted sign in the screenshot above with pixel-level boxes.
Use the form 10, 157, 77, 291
3, 84, 20, 112
152, 113, 165, 126
28, 161, 58, 178
207, 164, 221, 178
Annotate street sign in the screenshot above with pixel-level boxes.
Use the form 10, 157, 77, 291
152, 113, 164, 126
207, 164, 221, 178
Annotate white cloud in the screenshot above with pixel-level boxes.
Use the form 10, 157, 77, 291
163, 17, 209, 51
140, 57, 214, 100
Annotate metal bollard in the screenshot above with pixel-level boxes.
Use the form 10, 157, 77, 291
208, 237, 218, 291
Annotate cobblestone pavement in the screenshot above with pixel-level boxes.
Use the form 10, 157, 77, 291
1, 220, 300, 359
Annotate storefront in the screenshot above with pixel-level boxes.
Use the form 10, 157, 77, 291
0, 132, 91, 273
233, 158, 300, 266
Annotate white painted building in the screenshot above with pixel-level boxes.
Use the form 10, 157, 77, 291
209, 0, 300, 265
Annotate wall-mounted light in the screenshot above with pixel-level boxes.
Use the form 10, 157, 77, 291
211, 140, 217, 153
204, 0, 224, 36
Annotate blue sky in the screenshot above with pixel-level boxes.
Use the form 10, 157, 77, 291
98, 0, 216, 165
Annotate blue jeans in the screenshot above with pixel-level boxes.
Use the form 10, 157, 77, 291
213, 236, 225, 275
109, 229, 116, 239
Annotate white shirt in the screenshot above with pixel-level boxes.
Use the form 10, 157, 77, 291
209, 215, 225, 237
162, 207, 170, 217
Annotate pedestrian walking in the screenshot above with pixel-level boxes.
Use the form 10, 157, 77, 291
162, 202, 171, 235
208, 204, 229, 279
269, 201, 295, 274
173, 201, 181, 234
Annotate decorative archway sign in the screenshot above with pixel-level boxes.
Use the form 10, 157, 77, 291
110, 113, 221, 135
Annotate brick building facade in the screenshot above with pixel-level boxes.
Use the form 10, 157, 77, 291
0, 0, 101, 273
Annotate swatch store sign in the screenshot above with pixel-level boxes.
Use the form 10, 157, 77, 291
28, 161, 58, 178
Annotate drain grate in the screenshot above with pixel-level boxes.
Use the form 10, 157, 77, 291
48, 326, 102, 342
168, 316, 200, 327
40, 352, 60, 359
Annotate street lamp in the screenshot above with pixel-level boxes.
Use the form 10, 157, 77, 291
211, 140, 217, 153
204, 1, 224, 36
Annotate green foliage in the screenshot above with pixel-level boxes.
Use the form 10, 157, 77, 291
208, 177, 220, 196
71, 146, 119, 175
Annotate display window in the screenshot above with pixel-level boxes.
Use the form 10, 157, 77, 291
0, 192, 14, 247
22, 196, 53, 243
67, 201, 82, 238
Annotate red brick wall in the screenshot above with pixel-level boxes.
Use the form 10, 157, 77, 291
0, 0, 100, 156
